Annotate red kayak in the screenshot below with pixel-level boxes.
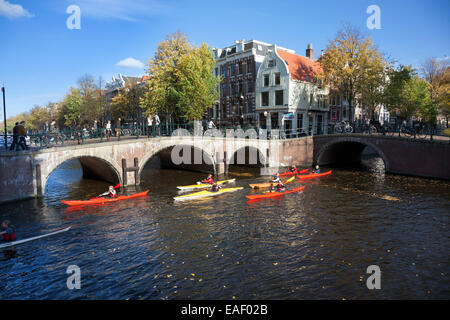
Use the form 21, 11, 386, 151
61, 190, 149, 206
278, 168, 308, 177
297, 170, 332, 180
246, 186, 305, 201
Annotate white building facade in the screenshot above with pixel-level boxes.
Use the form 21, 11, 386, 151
255, 44, 329, 136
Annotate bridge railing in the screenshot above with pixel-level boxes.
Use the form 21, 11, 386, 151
1, 122, 449, 152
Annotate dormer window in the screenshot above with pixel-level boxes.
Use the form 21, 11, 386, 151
268, 60, 276, 67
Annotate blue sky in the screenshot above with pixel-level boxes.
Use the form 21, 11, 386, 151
0, 0, 449, 117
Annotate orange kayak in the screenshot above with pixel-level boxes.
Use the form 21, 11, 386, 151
61, 190, 149, 206
246, 186, 305, 201
297, 170, 332, 180
278, 168, 308, 177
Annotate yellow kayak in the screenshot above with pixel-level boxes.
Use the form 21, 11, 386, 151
177, 178, 236, 191
249, 176, 295, 189
174, 187, 243, 201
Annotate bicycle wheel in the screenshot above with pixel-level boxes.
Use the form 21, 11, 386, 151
334, 126, 343, 134
345, 126, 353, 133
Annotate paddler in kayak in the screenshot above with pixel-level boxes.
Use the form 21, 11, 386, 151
271, 173, 281, 183
0, 220, 16, 242
98, 185, 118, 198
210, 183, 222, 192
201, 174, 214, 184
275, 181, 286, 192
313, 165, 320, 174
288, 165, 298, 173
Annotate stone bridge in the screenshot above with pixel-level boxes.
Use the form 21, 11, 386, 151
0, 134, 448, 203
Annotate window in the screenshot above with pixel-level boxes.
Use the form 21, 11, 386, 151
264, 74, 269, 87
247, 61, 252, 73
215, 68, 218, 77
238, 62, 243, 75
238, 81, 243, 95
297, 113, 304, 132
275, 73, 280, 85
262, 92, 269, 106
275, 90, 284, 105
221, 66, 226, 77
247, 80, 252, 93
230, 64, 235, 76
221, 83, 226, 97
268, 60, 276, 67
309, 93, 314, 106
271, 113, 279, 129
337, 95, 341, 106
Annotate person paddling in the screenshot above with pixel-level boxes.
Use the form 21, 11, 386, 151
0, 220, 16, 242
275, 182, 285, 192
288, 165, 297, 173
201, 174, 214, 184
271, 173, 281, 183
98, 185, 118, 198
210, 183, 221, 192
313, 165, 320, 174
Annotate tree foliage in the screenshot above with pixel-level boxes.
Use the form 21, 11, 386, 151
141, 32, 220, 121
110, 79, 144, 121
318, 24, 388, 120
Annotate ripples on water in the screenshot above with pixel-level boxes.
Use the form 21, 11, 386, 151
0, 157, 448, 300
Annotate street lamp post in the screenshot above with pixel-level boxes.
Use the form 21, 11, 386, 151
2, 87, 6, 150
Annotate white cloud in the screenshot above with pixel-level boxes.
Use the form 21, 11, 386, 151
68, 0, 169, 22
0, 0, 33, 19
116, 57, 145, 69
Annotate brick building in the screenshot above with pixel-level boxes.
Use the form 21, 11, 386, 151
212, 40, 295, 126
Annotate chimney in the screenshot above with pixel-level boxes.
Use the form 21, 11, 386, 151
306, 43, 314, 60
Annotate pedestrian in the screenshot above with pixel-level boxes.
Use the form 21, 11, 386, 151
202, 118, 207, 132
208, 119, 216, 130
9, 122, 19, 151
93, 120, 98, 137
106, 120, 112, 141
153, 114, 160, 137
147, 115, 153, 137
115, 118, 122, 136
17, 121, 28, 150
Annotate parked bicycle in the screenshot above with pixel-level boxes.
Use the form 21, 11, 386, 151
334, 121, 353, 134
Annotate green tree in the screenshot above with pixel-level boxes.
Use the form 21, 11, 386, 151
141, 32, 220, 122
63, 87, 83, 127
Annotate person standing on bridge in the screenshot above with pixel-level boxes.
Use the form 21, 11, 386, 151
146, 115, 153, 137
153, 114, 160, 137
9, 122, 19, 151
106, 120, 112, 141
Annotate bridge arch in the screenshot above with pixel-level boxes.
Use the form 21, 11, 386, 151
138, 142, 217, 179
315, 137, 390, 171
226, 145, 267, 172
41, 155, 122, 191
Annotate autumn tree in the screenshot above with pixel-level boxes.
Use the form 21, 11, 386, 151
420, 58, 450, 125
141, 32, 220, 122
318, 24, 389, 121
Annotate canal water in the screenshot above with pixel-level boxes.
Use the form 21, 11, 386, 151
0, 155, 448, 299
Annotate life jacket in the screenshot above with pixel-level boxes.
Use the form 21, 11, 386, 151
276, 184, 285, 192
289, 167, 296, 173
315, 169, 320, 174
109, 189, 118, 198
3, 227, 16, 242
202, 177, 214, 184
